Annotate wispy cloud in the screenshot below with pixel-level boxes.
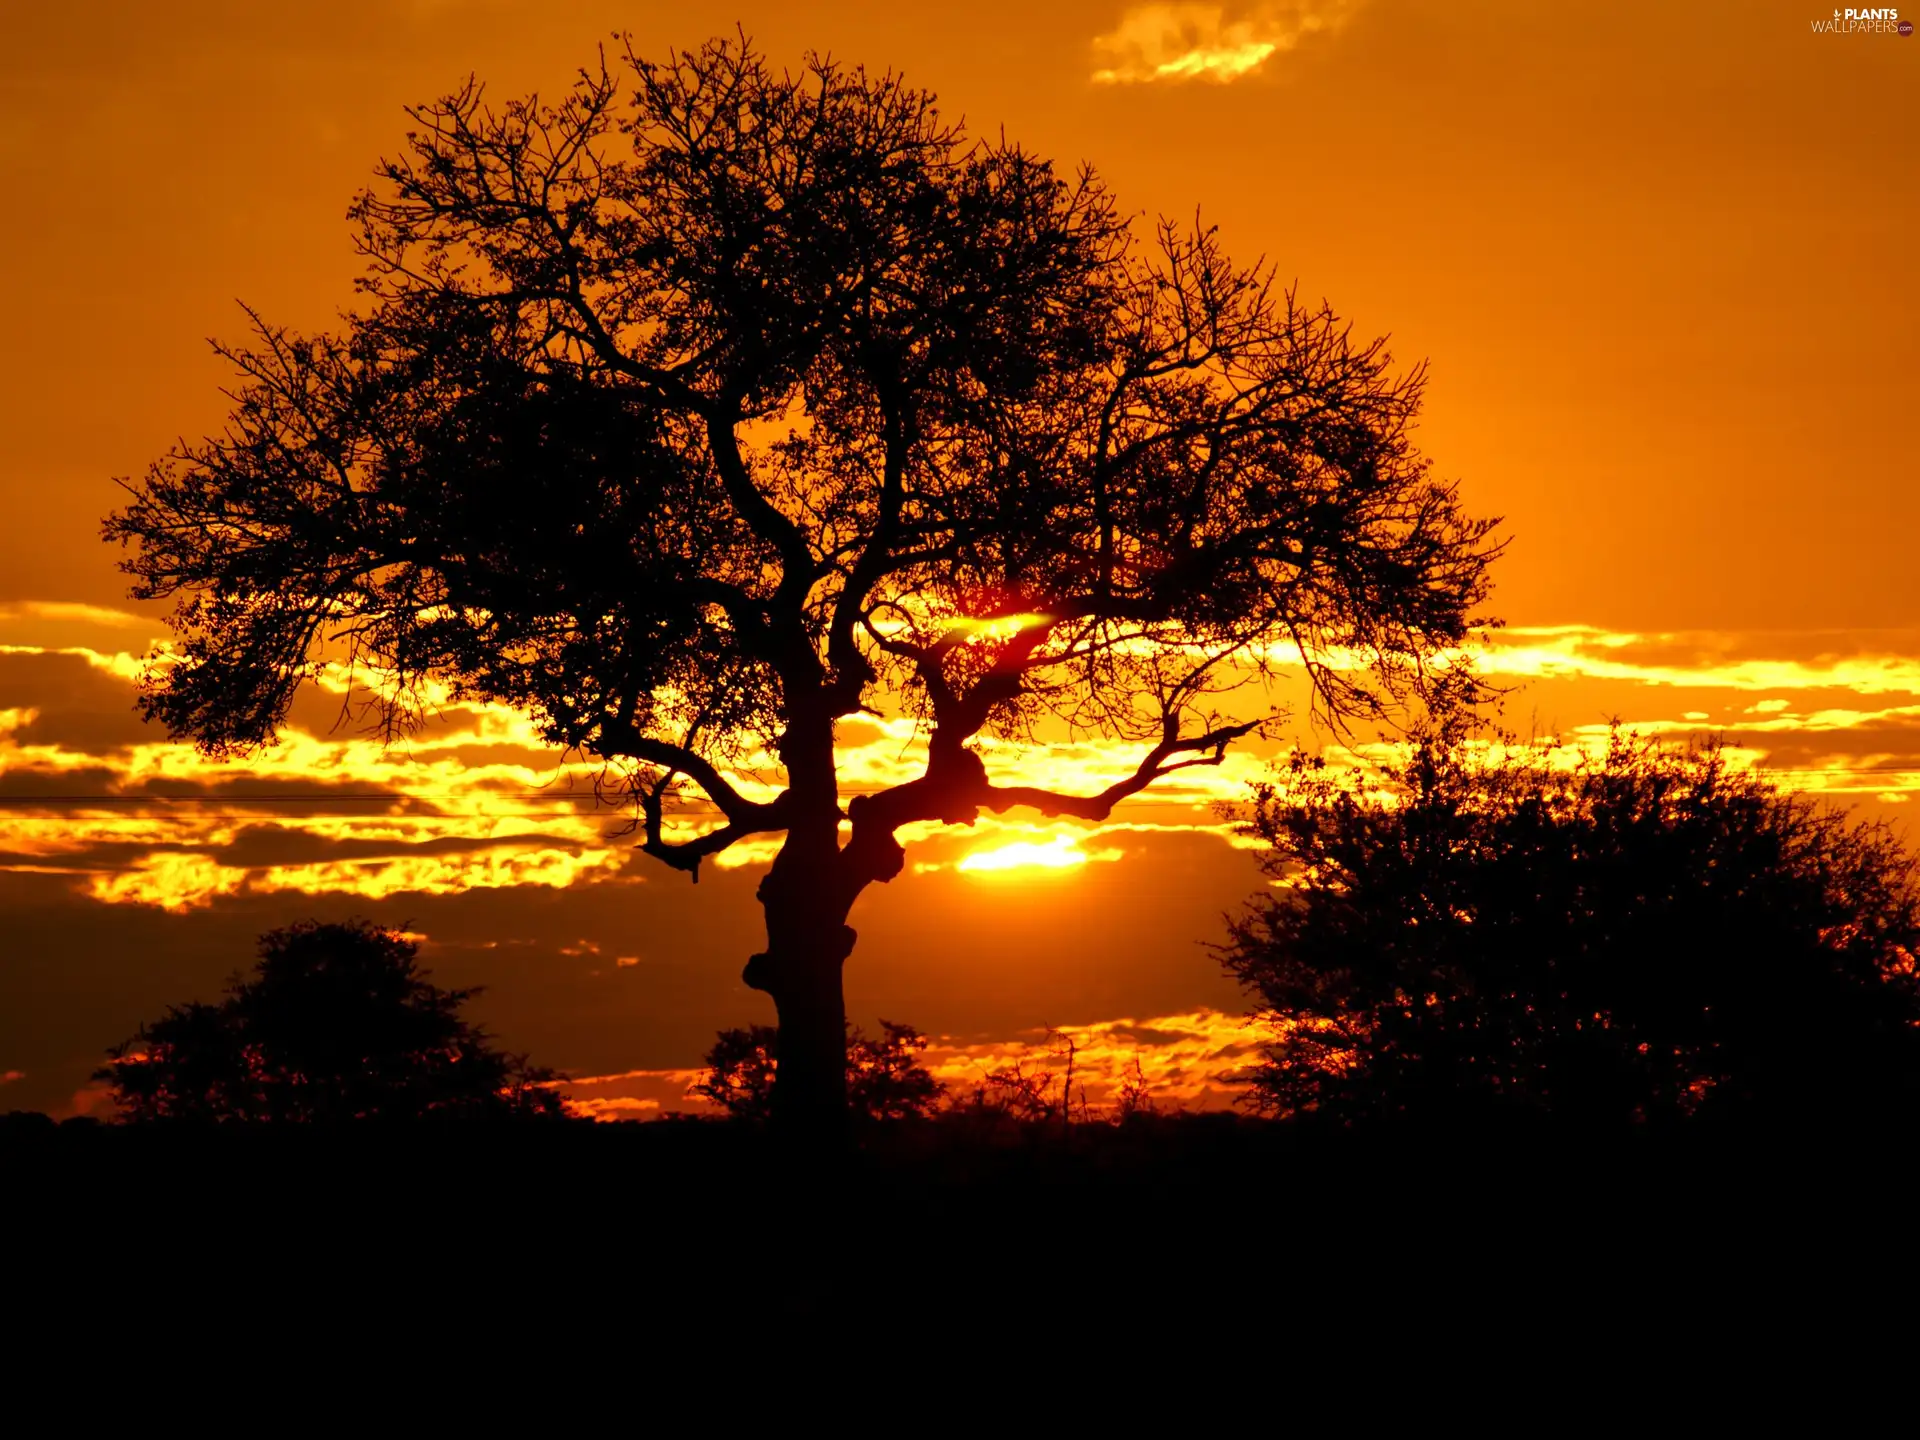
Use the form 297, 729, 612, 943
922, 1008, 1269, 1109
11, 614, 1920, 913
0, 602, 148, 630
1475, 626, 1920, 696
554, 1009, 1270, 1120
1091, 1, 1365, 85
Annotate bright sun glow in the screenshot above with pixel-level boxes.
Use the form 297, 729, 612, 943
943, 612, 1054, 643
958, 834, 1093, 874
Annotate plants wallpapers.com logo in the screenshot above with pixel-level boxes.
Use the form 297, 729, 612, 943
1810, 7, 1913, 32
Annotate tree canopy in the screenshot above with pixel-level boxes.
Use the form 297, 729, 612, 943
105, 34, 1498, 1129
1220, 728, 1920, 1128
97, 919, 566, 1123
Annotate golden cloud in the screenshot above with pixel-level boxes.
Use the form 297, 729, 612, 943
552, 1009, 1270, 1120
0, 642, 147, 681
1478, 626, 1920, 695
10, 612, 1920, 917
0, 638, 643, 909
0, 601, 151, 630
81, 844, 627, 913
565, 1096, 663, 1119
923, 1008, 1271, 1109
1091, 1, 1364, 85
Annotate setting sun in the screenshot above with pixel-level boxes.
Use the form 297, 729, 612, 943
956, 834, 1107, 874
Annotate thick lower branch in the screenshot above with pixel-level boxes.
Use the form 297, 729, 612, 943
639, 819, 770, 882
621, 736, 793, 882
981, 718, 1261, 820
601, 724, 781, 826
845, 717, 1263, 874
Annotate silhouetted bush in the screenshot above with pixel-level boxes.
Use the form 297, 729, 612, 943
939, 1028, 1107, 1131
97, 919, 567, 1123
691, 1020, 942, 1126
1221, 726, 1920, 1129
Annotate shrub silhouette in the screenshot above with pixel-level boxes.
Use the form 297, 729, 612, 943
105, 33, 1498, 1134
691, 1020, 943, 1126
1220, 726, 1920, 1128
97, 919, 566, 1123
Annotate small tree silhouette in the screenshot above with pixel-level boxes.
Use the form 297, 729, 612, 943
948, 1030, 1104, 1126
105, 33, 1498, 1135
1112, 1057, 1157, 1123
1220, 726, 1920, 1128
972, 1053, 1060, 1124
97, 919, 566, 1123
691, 1020, 942, 1125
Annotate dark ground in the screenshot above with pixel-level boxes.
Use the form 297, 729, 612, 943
7, 1113, 1912, 1420
5, 1111, 1912, 1389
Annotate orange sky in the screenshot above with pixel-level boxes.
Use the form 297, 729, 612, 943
1, 2, 1916, 1118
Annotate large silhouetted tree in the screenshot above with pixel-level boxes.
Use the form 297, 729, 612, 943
1221, 728, 1920, 1128
106, 36, 1498, 1136
98, 919, 566, 1123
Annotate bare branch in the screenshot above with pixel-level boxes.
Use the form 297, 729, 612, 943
826, 390, 909, 708
981, 717, 1263, 822
602, 725, 784, 830
848, 714, 1263, 854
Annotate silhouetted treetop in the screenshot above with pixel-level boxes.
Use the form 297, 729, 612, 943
105, 33, 1498, 1132
109, 34, 1495, 793
97, 919, 566, 1123
1221, 727, 1920, 1128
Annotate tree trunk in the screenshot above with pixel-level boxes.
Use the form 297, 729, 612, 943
765, 932, 851, 1141
743, 832, 857, 1145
